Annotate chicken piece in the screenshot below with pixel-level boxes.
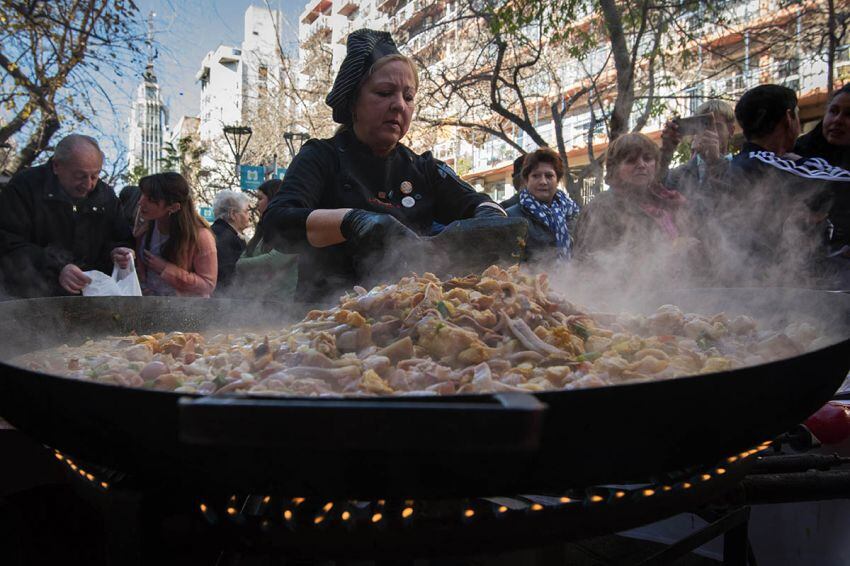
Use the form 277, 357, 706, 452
124, 343, 153, 363
415, 317, 487, 366
647, 306, 685, 335
359, 369, 394, 395
701, 357, 733, 374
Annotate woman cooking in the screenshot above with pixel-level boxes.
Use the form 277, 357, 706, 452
262, 29, 506, 302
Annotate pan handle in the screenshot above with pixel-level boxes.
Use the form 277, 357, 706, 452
178, 392, 546, 453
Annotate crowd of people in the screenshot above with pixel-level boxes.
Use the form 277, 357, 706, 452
0, 28, 848, 302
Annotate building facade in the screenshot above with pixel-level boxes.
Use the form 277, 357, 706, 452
196, 5, 283, 188
296, 0, 849, 203
127, 61, 169, 176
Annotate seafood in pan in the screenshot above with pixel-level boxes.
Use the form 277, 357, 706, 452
13, 266, 828, 397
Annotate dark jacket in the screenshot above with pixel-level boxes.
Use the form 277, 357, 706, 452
721, 142, 847, 284
506, 202, 572, 264
573, 189, 680, 260
211, 218, 246, 292
795, 123, 850, 245
0, 162, 133, 297
263, 129, 492, 302
665, 155, 733, 221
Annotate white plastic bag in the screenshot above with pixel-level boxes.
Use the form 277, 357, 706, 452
82, 259, 142, 297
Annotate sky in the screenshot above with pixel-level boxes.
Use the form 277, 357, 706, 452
94, 0, 304, 168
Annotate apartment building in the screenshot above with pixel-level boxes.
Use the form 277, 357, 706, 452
297, 1, 848, 203
299, 0, 389, 74
195, 5, 283, 185
454, 0, 849, 202
127, 60, 169, 176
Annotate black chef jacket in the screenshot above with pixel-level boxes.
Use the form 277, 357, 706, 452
263, 129, 492, 302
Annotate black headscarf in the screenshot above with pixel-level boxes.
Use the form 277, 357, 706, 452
325, 29, 400, 125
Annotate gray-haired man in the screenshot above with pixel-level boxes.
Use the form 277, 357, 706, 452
0, 134, 133, 297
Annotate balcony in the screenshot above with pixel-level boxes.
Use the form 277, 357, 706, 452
398, 0, 443, 32
378, 0, 401, 14
301, 0, 332, 24
336, 0, 357, 16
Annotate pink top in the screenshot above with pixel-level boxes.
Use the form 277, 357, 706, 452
135, 224, 217, 297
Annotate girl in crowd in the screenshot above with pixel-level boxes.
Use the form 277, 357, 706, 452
506, 147, 580, 263
114, 172, 217, 297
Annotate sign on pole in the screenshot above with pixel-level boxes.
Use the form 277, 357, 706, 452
239, 165, 264, 192
198, 206, 214, 223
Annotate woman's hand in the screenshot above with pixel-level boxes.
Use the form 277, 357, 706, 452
692, 128, 722, 164
111, 247, 134, 269
340, 209, 419, 250
143, 250, 167, 274
660, 119, 682, 155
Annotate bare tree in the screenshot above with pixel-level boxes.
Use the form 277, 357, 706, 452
414, 0, 667, 202
0, 0, 144, 174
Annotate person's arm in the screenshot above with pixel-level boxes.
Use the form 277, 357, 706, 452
305, 209, 350, 247
427, 155, 496, 224
262, 141, 336, 253
105, 191, 134, 252
658, 119, 681, 183
155, 228, 217, 297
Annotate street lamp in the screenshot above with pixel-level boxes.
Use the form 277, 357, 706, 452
223, 125, 253, 181
283, 131, 309, 162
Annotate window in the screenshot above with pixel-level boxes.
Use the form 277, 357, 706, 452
258, 65, 269, 96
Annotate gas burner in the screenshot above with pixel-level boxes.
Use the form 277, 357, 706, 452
47, 441, 778, 562
182, 442, 769, 560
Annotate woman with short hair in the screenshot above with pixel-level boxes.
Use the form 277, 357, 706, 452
211, 189, 251, 293
574, 133, 688, 260
795, 84, 850, 249
505, 148, 580, 263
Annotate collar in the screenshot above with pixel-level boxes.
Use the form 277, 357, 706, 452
42, 170, 111, 210
740, 141, 768, 155
338, 128, 401, 159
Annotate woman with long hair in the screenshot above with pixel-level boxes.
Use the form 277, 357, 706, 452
113, 172, 217, 297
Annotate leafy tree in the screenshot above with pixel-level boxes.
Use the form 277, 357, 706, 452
123, 163, 148, 185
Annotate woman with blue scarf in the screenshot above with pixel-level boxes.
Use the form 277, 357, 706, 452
506, 148, 580, 263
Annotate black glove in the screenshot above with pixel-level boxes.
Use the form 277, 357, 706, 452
341, 209, 419, 251
472, 203, 508, 218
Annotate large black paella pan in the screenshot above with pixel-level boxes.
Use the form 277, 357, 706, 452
0, 288, 847, 498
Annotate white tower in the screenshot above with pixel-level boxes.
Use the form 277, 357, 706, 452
128, 12, 169, 176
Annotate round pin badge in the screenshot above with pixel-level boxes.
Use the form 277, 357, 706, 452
400, 181, 413, 195
402, 196, 416, 208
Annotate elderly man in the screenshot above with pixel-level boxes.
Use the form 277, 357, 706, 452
0, 134, 133, 297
